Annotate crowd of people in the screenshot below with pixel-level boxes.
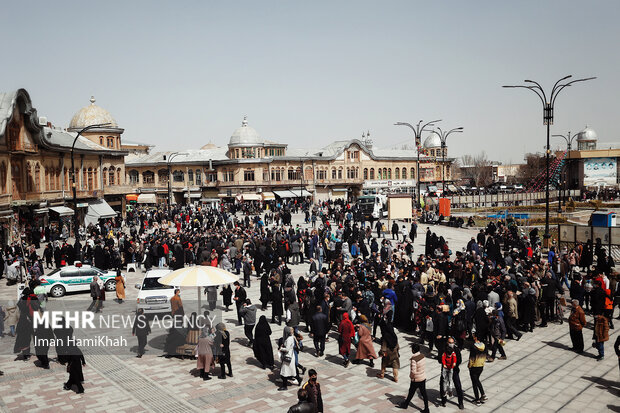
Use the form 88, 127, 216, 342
1, 199, 620, 411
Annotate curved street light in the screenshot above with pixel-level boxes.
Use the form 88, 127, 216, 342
429, 127, 464, 195
394, 119, 441, 207
503, 75, 596, 243
71, 123, 111, 239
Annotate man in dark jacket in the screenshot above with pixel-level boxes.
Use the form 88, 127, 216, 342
242, 256, 252, 288
287, 388, 315, 413
239, 299, 257, 346
302, 369, 324, 413
87, 277, 102, 313
233, 282, 247, 325
433, 305, 450, 359
311, 306, 329, 357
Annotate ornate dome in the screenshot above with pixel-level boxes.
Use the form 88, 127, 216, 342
229, 116, 262, 147
69, 96, 118, 130
577, 126, 597, 141
423, 133, 441, 148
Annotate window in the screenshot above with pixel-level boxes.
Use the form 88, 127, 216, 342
188, 169, 194, 185
87, 168, 93, 190
172, 170, 184, 182
395, 168, 400, 179
108, 167, 116, 185
263, 170, 270, 181
388, 168, 392, 179
128, 170, 139, 184
102, 167, 108, 186
143, 170, 155, 184
195, 169, 201, 185
235, 149, 239, 159
82, 168, 87, 189
223, 169, 234, 182
349, 151, 359, 160
99, 136, 104, 145
271, 168, 283, 181
33, 163, 40, 192
243, 169, 255, 181
411, 167, 415, 180
207, 171, 217, 182
363, 168, 368, 180
370, 168, 375, 180
402, 168, 407, 179
0, 162, 6, 192
158, 169, 168, 184
107, 137, 115, 148
316, 169, 327, 180
331, 168, 336, 179
338, 168, 342, 179
288, 167, 301, 181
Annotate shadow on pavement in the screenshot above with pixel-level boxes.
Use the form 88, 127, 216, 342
581, 375, 620, 396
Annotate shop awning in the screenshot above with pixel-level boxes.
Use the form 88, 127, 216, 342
332, 188, 348, 193
200, 198, 219, 203
274, 190, 295, 198
261, 192, 275, 200
236, 193, 262, 201
184, 193, 202, 198
50, 206, 74, 217
288, 189, 312, 197
34, 207, 49, 214
137, 194, 157, 204
85, 199, 117, 227
218, 193, 234, 198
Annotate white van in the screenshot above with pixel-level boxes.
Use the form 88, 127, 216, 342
135, 269, 176, 314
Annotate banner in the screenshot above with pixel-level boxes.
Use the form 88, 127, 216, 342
583, 157, 617, 187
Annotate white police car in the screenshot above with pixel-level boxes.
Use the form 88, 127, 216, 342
135, 269, 176, 314
39, 264, 124, 298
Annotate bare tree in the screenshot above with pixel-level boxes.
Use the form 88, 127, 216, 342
459, 151, 493, 186
518, 152, 546, 186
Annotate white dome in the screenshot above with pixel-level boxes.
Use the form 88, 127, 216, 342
229, 116, 262, 146
69, 96, 118, 129
577, 126, 597, 141
423, 133, 441, 148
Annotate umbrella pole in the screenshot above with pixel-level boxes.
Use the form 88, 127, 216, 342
197, 286, 201, 312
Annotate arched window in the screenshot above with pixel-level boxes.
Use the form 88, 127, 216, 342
411, 167, 415, 180
108, 167, 116, 185
83, 167, 87, 190
128, 170, 139, 184
143, 170, 154, 184
173, 170, 184, 182
102, 167, 108, 186
331, 168, 336, 179
87, 168, 93, 190
387, 168, 392, 179
195, 169, 201, 185
99, 136, 104, 145
363, 168, 368, 180
188, 169, 194, 184
338, 167, 343, 179
402, 167, 407, 179
45, 166, 50, 191
370, 168, 375, 180
26, 163, 33, 192
158, 169, 168, 184
117, 169, 121, 185
395, 168, 400, 179
12, 163, 22, 195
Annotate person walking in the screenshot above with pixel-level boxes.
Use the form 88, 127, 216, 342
568, 299, 586, 353
242, 256, 252, 288
115, 269, 125, 304
338, 312, 355, 367
221, 284, 233, 311
132, 308, 151, 358
170, 289, 184, 317
253, 315, 275, 369
233, 282, 247, 326
593, 314, 610, 361
302, 369, 324, 413
468, 334, 487, 406
63, 347, 86, 394
353, 315, 377, 367
287, 388, 315, 413
214, 322, 232, 378
398, 343, 429, 412
87, 276, 102, 313
240, 299, 257, 346
278, 326, 296, 391
377, 316, 400, 382
439, 337, 464, 409
488, 309, 507, 361
311, 306, 329, 357
195, 329, 214, 380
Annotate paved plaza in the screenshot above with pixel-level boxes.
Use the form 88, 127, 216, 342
0, 216, 618, 413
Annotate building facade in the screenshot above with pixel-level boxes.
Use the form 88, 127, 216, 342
0, 90, 128, 245
126, 117, 455, 204
565, 126, 620, 190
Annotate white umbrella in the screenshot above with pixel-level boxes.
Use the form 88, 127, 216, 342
158, 266, 239, 311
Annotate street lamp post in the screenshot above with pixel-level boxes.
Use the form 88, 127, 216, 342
71, 123, 110, 240
428, 127, 464, 196
503, 75, 596, 244
553, 131, 579, 195
165, 152, 188, 207
394, 119, 441, 208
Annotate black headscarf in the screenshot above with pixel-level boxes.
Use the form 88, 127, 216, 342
254, 315, 271, 339
380, 319, 398, 350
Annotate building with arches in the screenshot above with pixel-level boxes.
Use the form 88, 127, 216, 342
0, 90, 127, 244
126, 117, 455, 204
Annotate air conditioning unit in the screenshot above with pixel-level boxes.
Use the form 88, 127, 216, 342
38, 116, 47, 126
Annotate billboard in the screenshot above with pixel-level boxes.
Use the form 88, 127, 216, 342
583, 157, 617, 187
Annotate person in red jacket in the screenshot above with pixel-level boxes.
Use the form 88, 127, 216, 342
440, 337, 464, 409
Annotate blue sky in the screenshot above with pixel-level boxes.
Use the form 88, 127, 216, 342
2, 1, 618, 163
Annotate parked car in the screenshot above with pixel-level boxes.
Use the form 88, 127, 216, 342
135, 269, 176, 314
35, 264, 124, 298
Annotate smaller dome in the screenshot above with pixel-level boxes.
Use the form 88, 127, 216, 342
229, 116, 262, 147
201, 142, 217, 150
69, 96, 118, 129
577, 126, 597, 141
423, 133, 441, 148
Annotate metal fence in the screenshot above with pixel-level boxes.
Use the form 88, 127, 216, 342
447, 189, 580, 208
557, 223, 620, 262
